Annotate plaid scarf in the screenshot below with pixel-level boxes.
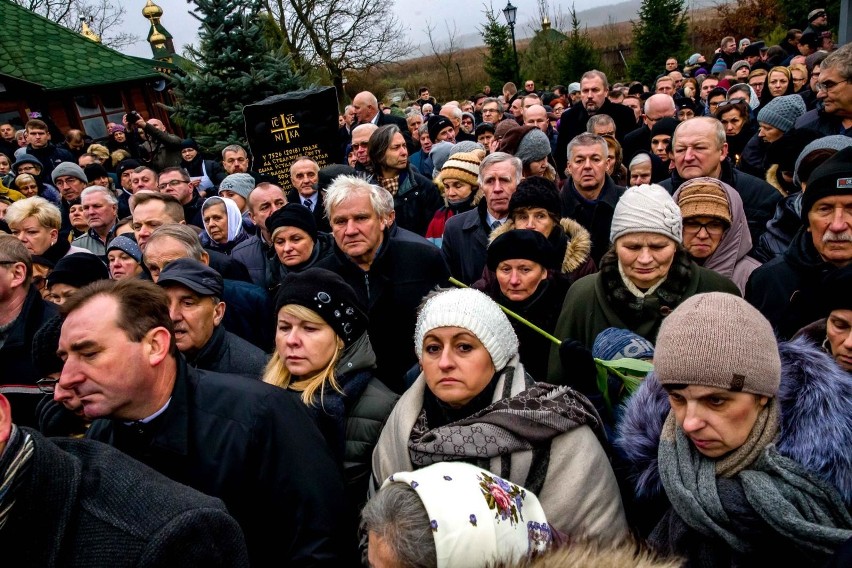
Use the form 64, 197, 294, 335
376, 174, 400, 196
0, 425, 34, 532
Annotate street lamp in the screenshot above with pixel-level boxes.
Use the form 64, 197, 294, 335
502, 1, 519, 84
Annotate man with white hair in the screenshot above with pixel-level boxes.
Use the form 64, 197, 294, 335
316, 175, 449, 392
72, 185, 118, 255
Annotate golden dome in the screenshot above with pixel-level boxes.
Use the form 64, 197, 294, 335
150, 30, 167, 44
143, 0, 163, 19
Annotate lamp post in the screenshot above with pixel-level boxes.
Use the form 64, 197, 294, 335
502, 0, 519, 84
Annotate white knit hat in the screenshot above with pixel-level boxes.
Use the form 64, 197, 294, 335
414, 288, 519, 370
610, 184, 683, 244
382, 462, 552, 568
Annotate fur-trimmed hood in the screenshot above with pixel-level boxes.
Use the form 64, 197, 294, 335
488, 217, 593, 274
616, 335, 852, 504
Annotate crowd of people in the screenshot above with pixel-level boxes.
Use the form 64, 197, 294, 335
1, 18, 851, 568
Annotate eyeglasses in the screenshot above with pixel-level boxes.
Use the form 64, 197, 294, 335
351, 141, 370, 149
157, 179, 188, 190
36, 378, 58, 394
683, 219, 727, 236
815, 79, 849, 92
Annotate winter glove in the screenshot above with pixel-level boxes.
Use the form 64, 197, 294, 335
558, 339, 598, 394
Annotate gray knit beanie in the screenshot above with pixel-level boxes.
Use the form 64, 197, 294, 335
756, 94, 806, 134
610, 184, 683, 244
514, 129, 552, 165
655, 292, 781, 397
430, 142, 455, 179
414, 288, 519, 371
219, 173, 255, 200
51, 162, 86, 184
793, 135, 852, 185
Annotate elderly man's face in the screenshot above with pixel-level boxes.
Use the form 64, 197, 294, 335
82, 191, 117, 231
131, 170, 158, 194
290, 159, 318, 197
524, 105, 549, 132
666, 58, 678, 71
352, 130, 373, 165
673, 120, 727, 180
808, 195, 852, 266
567, 143, 607, 194
222, 150, 248, 174
816, 65, 852, 118
581, 76, 607, 114
163, 285, 224, 356
480, 161, 519, 218
329, 192, 387, 266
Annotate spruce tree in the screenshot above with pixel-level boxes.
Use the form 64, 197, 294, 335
480, 4, 517, 90
628, 0, 688, 86
557, 5, 602, 85
170, 0, 305, 152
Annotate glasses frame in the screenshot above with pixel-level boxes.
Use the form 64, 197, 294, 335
815, 79, 849, 92
36, 377, 58, 394
683, 219, 727, 237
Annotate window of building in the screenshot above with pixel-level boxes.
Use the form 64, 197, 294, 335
74, 92, 126, 139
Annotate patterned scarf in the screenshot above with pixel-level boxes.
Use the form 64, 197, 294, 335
657, 401, 852, 554
0, 425, 34, 532
408, 364, 601, 468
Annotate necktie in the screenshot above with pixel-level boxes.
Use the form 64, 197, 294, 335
304, 198, 312, 211
490, 220, 501, 230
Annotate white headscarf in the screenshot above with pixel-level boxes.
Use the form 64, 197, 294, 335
202, 196, 243, 243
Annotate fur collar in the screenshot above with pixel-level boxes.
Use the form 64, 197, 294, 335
598, 246, 693, 320
488, 217, 593, 274
616, 336, 852, 504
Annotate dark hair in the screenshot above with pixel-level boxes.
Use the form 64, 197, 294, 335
714, 99, 750, 123
130, 192, 185, 222
158, 166, 191, 182
798, 148, 840, 186
60, 279, 177, 355
368, 124, 403, 169
0, 234, 32, 287
706, 87, 728, 101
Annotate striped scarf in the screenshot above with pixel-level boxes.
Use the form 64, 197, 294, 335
0, 425, 34, 532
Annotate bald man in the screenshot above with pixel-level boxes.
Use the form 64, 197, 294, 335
621, 93, 677, 161
351, 91, 414, 151
133, 113, 183, 171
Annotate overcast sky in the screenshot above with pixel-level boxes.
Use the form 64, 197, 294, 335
122, 0, 610, 59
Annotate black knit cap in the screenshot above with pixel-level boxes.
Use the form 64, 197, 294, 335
115, 159, 141, 178
316, 164, 356, 193
266, 203, 318, 242
84, 163, 109, 183
32, 314, 64, 376
508, 176, 561, 219
428, 115, 454, 143
46, 253, 110, 289
487, 229, 558, 271
820, 265, 852, 315
181, 138, 199, 150
801, 146, 852, 222
274, 267, 368, 346
651, 117, 679, 138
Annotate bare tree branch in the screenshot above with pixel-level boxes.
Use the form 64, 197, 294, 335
12, 0, 139, 49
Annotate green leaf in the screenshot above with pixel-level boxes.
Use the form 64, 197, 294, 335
596, 358, 654, 375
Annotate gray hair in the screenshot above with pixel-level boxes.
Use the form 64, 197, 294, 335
221, 144, 247, 158
586, 114, 615, 133
443, 106, 462, 120
352, 123, 378, 140
581, 70, 609, 90
146, 224, 206, 261
80, 185, 118, 205
324, 175, 394, 220
360, 483, 436, 568
566, 133, 609, 160
481, 97, 503, 113
417, 123, 429, 137
820, 42, 852, 81
674, 116, 726, 149
478, 152, 522, 186
629, 153, 652, 168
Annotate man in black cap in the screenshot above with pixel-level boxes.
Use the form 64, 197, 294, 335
57, 278, 345, 567
742, 41, 770, 72
803, 8, 829, 40
156, 258, 268, 378
45, 252, 110, 305
115, 158, 141, 218
427, 114, 456, 144
747, 147, 852, 339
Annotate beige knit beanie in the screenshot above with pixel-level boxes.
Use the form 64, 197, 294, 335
439, 149, 485, 188
676, 178, 732, 225
654, 292, 781, 397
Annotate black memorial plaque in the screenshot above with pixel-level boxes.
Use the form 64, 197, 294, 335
243, 87, 339, 192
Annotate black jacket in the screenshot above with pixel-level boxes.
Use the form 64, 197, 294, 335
316, 228, 450, 392
87, 358, 345, 567
560, 176, 625, 265
0, 287, 58, 428
286, 189, 332, 233
25, 143, 74, 181
745, 227, 839, 340
622, 124, 651, 162
556, 99, 639, 175
182, 191, 206, 229
221, 278, 275, 351
794, 108, 852, 137
752, 192, 802, 263
4, 426, 249, 567
660, 159, 780, 250
187, 324, 268, 379
370, 166, 442, 236
440, 201, 492, 285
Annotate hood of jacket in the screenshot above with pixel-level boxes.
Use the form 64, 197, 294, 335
489, 217, 593, 274
616, 335, 852, 504
673, 178, 753, 280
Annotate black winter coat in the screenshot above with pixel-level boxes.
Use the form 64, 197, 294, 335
4, 426, 249, 567
555, 99, 639, 175
440, 201, 491, 285
186, 324, 268, 378
370, 166, 442, 236
560, 176, 625, 265
25, 143, 74, 181
751, 192, 802, 263
0, 287, 58, 428
660, 159, 780, 251
87, 358, 345, 567
316, 228, 450, 393
746, 227, 839, 340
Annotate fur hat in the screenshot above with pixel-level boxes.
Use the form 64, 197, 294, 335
274, 267, 368, 346
508, 176, 560, 219
655, 292, 781, 397
676, 178, 732, 225
801, 146, 852, 222
415, 287, 518, 370
439, 150, 484, 188
487, 229, 557, 271
610, 184, 683, 244
757, 94, 806, 134
51, 162, 86, 184
84, 163, 109, 183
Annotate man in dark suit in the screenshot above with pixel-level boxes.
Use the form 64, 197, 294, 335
58, 279, 345, 567
352, 91, 414, 152
0, 392, 250, 567
286, 156, 331, 232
